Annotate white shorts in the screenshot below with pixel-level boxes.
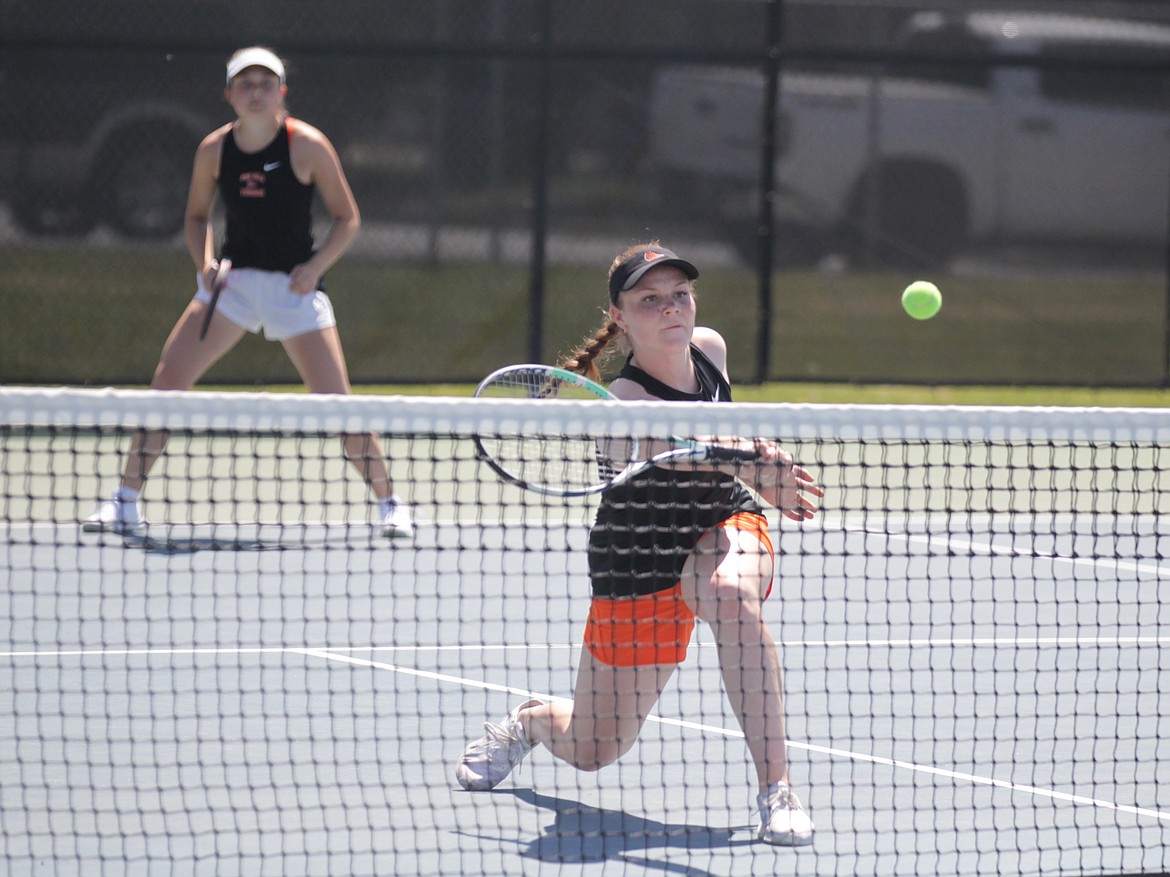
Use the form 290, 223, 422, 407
194, 266, 336, 341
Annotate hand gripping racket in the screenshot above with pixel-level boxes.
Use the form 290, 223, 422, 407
198, 258, 232, 341
472, 363, 760, 497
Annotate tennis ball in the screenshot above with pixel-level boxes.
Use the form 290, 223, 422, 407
902, 280, 942, 320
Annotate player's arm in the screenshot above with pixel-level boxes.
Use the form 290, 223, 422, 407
185, 126, 229, 286
288, 119, 360, 294
689, 325, 821, 516
607, 371, 742, 469
608, 330, 749, 464
608, 363, 751, 464
611, 334, 822, 517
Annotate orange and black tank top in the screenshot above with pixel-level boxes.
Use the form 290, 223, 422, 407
218, 117, 315, 275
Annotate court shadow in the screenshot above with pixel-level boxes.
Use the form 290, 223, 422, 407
114, 526, 371, 554
513, 788, 753, 868
126, 537, 262, 555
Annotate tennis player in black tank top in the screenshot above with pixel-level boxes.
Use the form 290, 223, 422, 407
82, 46, 413, 539
455, 243, 824, 847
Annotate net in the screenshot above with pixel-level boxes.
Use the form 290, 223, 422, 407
1, 386, 1167, 877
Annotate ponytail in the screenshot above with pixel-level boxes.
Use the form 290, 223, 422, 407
559, 316, 623, 383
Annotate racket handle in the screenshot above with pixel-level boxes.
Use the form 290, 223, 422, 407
199, 259, 231, 341
702, 445, 761, 463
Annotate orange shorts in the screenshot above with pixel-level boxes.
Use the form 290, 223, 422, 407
583, 512, 774, 667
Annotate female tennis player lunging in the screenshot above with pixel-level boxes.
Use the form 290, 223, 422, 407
84, 47, 412, 538
455, 243, 822, 845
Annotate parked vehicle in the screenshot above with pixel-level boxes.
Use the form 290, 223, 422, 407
649, 11, 1170, 265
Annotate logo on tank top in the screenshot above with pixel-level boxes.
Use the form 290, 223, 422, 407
239, 170, 266, 198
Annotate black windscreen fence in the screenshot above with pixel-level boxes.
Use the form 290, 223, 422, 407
2, 0, 1169, 387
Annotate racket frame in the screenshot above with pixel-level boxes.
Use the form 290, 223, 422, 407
474, 363, 613, 401
472, 363, 759, 497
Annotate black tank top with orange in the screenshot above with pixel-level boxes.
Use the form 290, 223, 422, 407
587, 344, 761, 598
218, 118, 315, 274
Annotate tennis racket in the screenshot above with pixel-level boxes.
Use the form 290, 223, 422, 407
472, 363, 760, 497
198, 258, 232, 341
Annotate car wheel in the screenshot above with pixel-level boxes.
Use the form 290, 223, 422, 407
9, 189, 97, 237
99, 129, 192, 239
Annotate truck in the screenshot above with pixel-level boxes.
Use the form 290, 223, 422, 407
649, 10, 1170, 266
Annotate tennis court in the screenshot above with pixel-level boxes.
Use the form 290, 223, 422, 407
1, 389, 1167, 876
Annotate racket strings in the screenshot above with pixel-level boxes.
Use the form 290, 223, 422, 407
479, 432, 606, 489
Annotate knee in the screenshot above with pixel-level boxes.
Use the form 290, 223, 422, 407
570, 739, 625, 773
558, 725, 636, 772
694, 580, 765, 628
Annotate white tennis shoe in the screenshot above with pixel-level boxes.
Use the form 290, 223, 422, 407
379, 496, 414, 538
455, 699, 543, 791
82, 488, 145, 534
756, 780, 815, 846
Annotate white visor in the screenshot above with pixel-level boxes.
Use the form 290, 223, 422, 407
226, 48, 285, 85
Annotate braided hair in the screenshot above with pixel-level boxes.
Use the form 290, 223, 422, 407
558, 316, 623, 382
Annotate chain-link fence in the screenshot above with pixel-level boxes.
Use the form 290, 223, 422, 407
2, 0, 1169, 386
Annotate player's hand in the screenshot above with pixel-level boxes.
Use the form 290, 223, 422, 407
288, 262, 323, 296
201, 259, 222, 291
748, 441, 823, 521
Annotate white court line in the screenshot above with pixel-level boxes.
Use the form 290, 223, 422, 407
0, 643, 583, 659
778, 635, 1170, 648
10, 515, 1170, 826
301, 646, 1170, 827
829, 519, 1170, 579
8, 631, 1169, 661
4, 641, 1167, 823
14, 517, 1170, 577
7, 631, 1170, 661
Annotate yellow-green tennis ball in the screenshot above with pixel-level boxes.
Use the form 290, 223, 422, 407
902, 280, 942, 320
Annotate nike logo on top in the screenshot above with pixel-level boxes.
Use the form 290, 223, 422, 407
263, 161, 282, 171
644, 251, 665, 263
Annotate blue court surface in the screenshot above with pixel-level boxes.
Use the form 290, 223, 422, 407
2, 512, 1167, 877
